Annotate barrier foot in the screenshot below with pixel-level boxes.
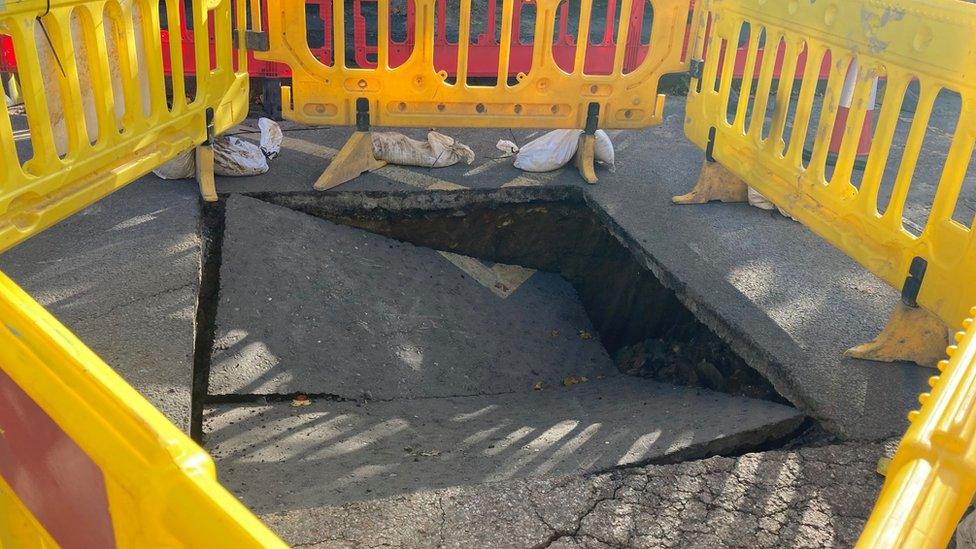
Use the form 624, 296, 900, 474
845, 302, 950, 368
575, 133, 598, 185
313, 131, 387, 191
672, 159, 749, 205
196, 144, 218, 203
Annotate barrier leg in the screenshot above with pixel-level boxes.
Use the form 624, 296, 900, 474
846, 259, 950, 367
2, 72, 22, 106
574, 103, 600, 185
196, 109, 218, 202
575, 134, 598, 184
672, 158, 749, 204
196, 144, 218, 202
314, 98, 387, 191
845, 302, 949, 368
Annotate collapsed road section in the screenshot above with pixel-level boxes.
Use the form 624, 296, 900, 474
193, 193, 806, 520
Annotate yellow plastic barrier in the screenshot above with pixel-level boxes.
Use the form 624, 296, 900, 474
0, 0, 250, 254
0, 271, 285, 547
251, 0, 690, 187
858, 307, 976, 549
0, 0, 284, 545
0, 268, 283, 547
681, 0, 976, 545
258, 0, 687, 129
681, 0, 976, 366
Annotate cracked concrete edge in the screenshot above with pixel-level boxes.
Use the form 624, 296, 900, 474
260, 440, 890, 548
247, 187, 838, 435
575, 192, 816, 427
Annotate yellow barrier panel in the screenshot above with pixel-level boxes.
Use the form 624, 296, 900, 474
0, 271, 286, 546
681, 0, 976, 351
858, 307, 976, 549
682, 0, 976, 545
257, 0, 687, 129
252, 0, 690, 187
0, 0, 250, 254
0, 0, 283, 544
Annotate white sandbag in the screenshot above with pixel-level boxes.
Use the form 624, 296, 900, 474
513, 129, 615, 173
213, 136, 269, 176
152, 149, 196, 179
371, 131, 475, 167
747, 187, 776, 211
153, 121, 282, 179
594, 130, 615, 170
748, 187, 795, 219
258, 117, 282, 160
496, 139, 519, 157
513, 129, 581, 172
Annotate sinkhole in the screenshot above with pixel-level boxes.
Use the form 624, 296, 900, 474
191, 185, 809, 515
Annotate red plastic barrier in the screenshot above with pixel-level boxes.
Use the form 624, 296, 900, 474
0, 35, 15, 73
688, 0, 829, 80
159, 0, 334, 79
349, 0, 653, 76
4, 1, 827, 82
723, 40, 825, 81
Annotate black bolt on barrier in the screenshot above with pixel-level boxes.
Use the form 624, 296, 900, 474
584, 102, 600, 135
356, 98, 371, 132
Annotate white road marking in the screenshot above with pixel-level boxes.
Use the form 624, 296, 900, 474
613, 130, 641, 153
276, 133, 540, 297
438, 252, 536, 299
278, 135, 338, 159
501, 171, 557, 188
425, 180, 468, 191
463, 156, 514, 177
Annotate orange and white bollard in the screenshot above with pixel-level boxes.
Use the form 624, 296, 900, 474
827, 60, 878, 169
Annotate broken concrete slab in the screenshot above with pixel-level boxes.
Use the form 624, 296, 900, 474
260, 182, 930, 441
226, 94, 950, 440
204, 375, 803, 512
257, 440, 884, 548
0, 179, 201, 432
210, 194, 615, 399
580, 102, 930, 441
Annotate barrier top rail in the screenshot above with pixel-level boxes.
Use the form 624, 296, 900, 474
0, 0, 283, 545
253, 0, 691, 129
684, 0, 976, 330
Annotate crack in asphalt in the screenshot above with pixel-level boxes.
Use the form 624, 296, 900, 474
531, 476, 628, 549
